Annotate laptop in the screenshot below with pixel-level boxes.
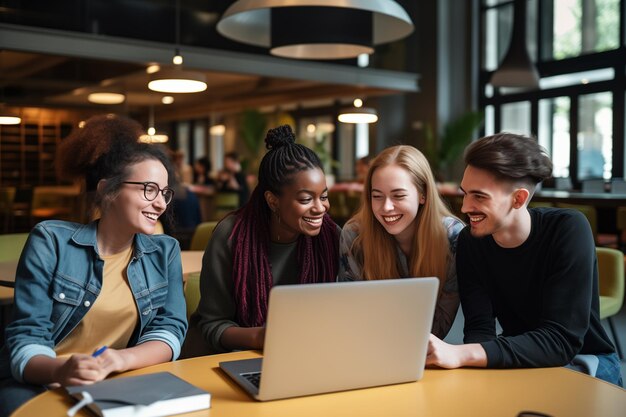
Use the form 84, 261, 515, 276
219, 277, 439, 401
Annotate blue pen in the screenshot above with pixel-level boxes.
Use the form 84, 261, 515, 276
92, 346, 108, 358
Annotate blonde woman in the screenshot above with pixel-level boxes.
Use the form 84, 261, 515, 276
339, 145, 464, 338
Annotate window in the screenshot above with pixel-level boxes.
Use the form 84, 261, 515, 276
479, 0, 625, 188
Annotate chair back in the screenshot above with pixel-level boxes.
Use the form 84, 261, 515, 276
184, 272, 201, 319
581, 179, 606, 193
596, 247, 625, 319
0, 187, 16, 232
213, 192, 239, 221
611, 179, 626, 194
190, 221, 218, 251
0, 233, 29, 262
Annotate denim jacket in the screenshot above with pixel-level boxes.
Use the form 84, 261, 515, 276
0, 220, 188, 382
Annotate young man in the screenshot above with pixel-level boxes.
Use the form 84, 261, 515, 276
426, 132, 622, 386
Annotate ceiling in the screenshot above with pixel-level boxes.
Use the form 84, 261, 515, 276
0, 0, 419, 123
1, 49, 410, 122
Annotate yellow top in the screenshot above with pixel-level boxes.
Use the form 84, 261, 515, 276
55, 246, 138, 356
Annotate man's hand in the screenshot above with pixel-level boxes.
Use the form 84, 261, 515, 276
426, 334, 488, 369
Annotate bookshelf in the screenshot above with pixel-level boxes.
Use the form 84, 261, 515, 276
0, 116, 74, 187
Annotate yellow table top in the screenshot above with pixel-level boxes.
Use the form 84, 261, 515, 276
13, 350, 626, 417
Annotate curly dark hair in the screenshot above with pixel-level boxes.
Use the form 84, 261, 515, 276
56, 114, 174, 221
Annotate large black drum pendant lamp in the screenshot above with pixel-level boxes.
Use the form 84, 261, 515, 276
217, 0, 414, 60
490, 0, 539, 88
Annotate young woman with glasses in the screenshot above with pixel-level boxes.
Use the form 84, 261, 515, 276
0, 115, 187, 416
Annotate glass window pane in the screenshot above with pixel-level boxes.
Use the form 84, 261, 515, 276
553, 0, 619, 60
539, 97, 571, 178
501, 101, 531, 135
578, 92, 613, 180
540, 68, 614, 89
485, 105, 495, 136
483, 5, 513, 71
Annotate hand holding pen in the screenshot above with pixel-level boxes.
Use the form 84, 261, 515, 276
92, 346, 108, 358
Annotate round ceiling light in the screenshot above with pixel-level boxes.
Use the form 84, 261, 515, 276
87, 92, 126, 105
148, 69, 207, 93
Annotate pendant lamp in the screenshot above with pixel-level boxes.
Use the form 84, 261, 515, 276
217, 0, 414, 60
490, 0, 539, 88
148, 0, 207, 93
338, 99, 378, 124
140, 106, 169, 143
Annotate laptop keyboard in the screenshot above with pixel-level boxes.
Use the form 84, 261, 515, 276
242, 372, 261, 388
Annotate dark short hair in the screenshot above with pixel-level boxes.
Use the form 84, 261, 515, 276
224, 151, 240, 161
464, 132, 553, 185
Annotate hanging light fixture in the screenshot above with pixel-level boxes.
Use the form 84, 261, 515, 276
0, 112, 21, 125
216, 0, 414, 60
0, 100, 21, 125
148, 0, 207, 93
87, 92, 126, 105
140, 106, 169, 143
338, 98, 378, 124
0, 52, 21, 125
490, 0, 539, 88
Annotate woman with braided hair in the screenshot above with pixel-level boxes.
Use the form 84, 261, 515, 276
190, 125, 339, 353
0, 114, 187, 417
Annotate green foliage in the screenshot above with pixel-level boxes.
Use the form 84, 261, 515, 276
239, 109, 267, 157
238, 109, 267, 172
313, 133, 339, 172
425, 111, 484, 181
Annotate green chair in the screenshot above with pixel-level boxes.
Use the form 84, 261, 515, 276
0, 232, 28, 337
184, 271, 201, 320
189, 221, 218, 251
528, 201, 553, 209
0, 233, 29, 263
0, 187, 16, 233
596, 247, 624, 359
212, 192, 239, 221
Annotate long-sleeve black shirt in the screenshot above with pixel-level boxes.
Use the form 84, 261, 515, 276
456, 207, 615, 368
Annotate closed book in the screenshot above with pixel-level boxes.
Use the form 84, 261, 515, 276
66, 371, 211, 417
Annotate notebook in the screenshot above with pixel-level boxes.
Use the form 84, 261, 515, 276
220, 277, 439, 401
66, 371, 211, 417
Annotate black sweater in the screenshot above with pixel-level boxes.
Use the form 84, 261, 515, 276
456, 207, 615, 368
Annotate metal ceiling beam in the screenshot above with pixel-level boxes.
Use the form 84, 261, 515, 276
0, 23, 420, 93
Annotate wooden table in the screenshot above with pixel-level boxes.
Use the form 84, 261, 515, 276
0, 251, 203, 288
13, 350, 626, 417
180, 250, 203, 275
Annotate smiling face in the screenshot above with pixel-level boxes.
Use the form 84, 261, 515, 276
106, 158, 169, 236
460, 165, 519, 238
266, 167, 329, 243
370, 164, 424, 243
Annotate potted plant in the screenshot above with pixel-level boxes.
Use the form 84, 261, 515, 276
424, 111, 484, 182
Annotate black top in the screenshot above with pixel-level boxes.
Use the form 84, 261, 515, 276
456, 207, 615, 368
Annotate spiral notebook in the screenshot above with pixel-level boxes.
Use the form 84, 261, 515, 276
66, 371, 211, 417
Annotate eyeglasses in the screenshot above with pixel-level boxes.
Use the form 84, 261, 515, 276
123, 181, 174, 205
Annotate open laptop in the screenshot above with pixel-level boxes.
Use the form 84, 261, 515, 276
219, 277, 439, 401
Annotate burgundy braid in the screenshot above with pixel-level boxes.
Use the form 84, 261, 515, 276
230, 197, 339, 327
229, 125, 340, 327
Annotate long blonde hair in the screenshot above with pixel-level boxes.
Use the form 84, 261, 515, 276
347, 145, 457, 285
